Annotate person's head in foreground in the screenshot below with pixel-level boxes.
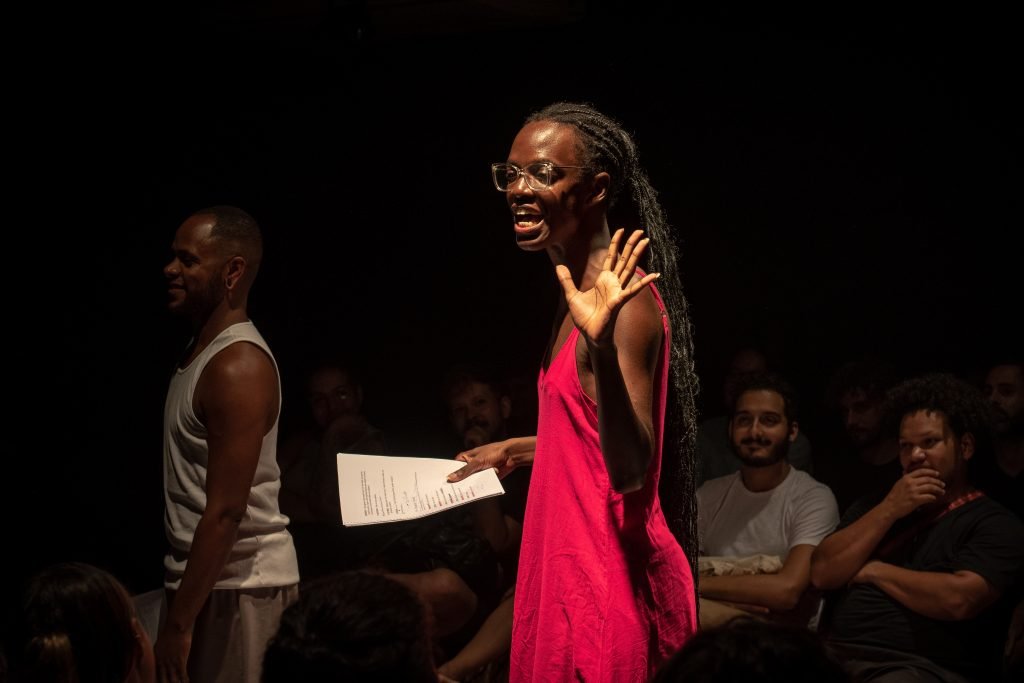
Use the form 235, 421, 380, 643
653, 616, 850, 682
261, 571, 436, 683
8, 561, 155, 683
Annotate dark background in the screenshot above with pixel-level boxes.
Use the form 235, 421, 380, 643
6, 2, 1020, 619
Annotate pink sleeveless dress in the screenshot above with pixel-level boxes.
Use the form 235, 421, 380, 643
510, 282, 697, 682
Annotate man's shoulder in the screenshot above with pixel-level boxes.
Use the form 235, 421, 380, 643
698, 472, 741, 500
204, 339, 275, 377
196, 329, 279, 411
933, 494, 1024, 592
950, 495, 1024, 535
785, 469, 837, 500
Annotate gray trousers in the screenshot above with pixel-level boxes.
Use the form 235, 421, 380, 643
174, 585, 299, 683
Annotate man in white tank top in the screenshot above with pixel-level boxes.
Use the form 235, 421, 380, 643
157, 206, 299, 683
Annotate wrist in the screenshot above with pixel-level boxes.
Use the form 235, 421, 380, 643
855, 559, 886, 585
505, 436, 534, 467
503, 441, 521, 468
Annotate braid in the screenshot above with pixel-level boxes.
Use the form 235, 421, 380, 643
527, 103, 701, 574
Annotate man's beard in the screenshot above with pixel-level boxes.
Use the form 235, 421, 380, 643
735, 436, 790, 468
464, 421, 495, 448
462, 418, 500, 449
178, 277, 226, 321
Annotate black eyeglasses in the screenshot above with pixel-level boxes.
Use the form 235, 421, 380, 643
490, 162, 587, 191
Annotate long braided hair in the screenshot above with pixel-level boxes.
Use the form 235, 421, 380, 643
526, 102, 700, 572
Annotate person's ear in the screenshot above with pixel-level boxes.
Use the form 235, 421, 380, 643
788, 420, 800, 443
224, 255, 246, 291
960, 432, 975, 462
500, 396, 512, 420
587, 171, 610, 207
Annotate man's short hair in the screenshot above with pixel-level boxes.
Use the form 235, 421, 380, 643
197, 205, 261, 245
730, 371, 800, 423
194, 205, 263, 271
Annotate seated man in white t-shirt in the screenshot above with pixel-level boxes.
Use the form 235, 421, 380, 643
697, 372, 839, 627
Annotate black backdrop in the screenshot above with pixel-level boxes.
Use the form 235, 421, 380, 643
6, 4, 1020, 618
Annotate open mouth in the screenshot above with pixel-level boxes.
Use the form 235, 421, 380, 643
514, 212, 544, 241
514, 211, 542, 227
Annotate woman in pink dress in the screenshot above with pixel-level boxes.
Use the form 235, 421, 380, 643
449, 102, 699, 681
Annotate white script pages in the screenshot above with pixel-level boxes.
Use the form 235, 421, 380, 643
336, 453, 504, 526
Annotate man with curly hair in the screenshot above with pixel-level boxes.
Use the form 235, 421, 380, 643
810, 373, 1024, 682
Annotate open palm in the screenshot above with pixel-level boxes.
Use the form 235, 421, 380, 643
557, 228, 660, 345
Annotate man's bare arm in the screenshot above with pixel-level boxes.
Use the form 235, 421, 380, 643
155, 343, 277, 679
811, 468, 944, 590
852, 561, 1001, 621
700, 545, 817, 612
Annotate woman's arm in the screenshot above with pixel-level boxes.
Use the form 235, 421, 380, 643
559, 229, 662, 493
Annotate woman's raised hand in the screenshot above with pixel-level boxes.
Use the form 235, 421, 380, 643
555, 228, 659, 346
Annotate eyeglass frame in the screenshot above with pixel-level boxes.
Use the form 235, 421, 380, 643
490, 161, 590, 192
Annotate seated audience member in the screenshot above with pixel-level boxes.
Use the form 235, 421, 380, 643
278, 358, 388, 526
976, 360, 1023, 519
818, 359, 903, 514
697, 372, 839, 627
276, 355, 395, 579
442, 363, 529, 561
436, 364, 531, 682
7, 562, 155, 683
980, 360, 1024, 680
277, 358, 492, 642
262, 570, 447, 683
811, 373, 1024, 683
696, 347, 813, 485
653, 616, 851, 683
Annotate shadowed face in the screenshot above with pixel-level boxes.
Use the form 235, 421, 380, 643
984, 364, 1024, 436
309, 367, 362, 430
729, 389, 797, 468
839, 388, 885, 446
449, 381, 511, 449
